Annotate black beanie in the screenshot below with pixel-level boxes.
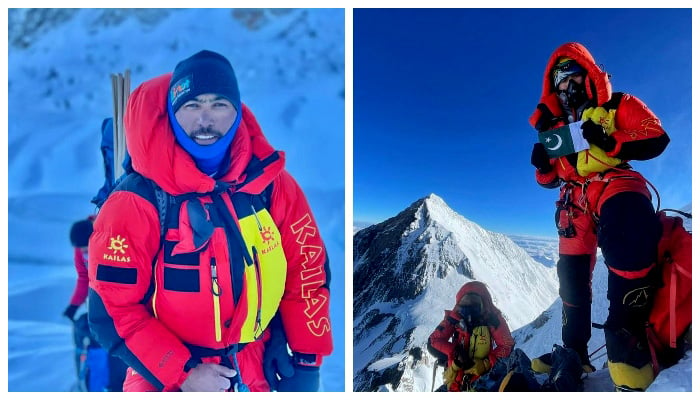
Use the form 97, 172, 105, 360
169, 50, 241, 113
70, 219, 94, 248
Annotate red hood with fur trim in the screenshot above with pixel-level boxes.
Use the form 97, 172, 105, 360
124, 73, 284, 196
529, 42, 612, 128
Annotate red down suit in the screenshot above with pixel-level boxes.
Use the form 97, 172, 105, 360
87, 73, 332, 391
528, 42, 669, 365
429, 282, 514, 370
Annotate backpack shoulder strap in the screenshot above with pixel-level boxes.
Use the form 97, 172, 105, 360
111, 173, 172, 243
112, 173, 157, 205
261, 182, 274, 210
150, 181, 172, 242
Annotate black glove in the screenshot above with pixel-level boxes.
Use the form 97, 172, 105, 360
277, 364, 320, 392
535, 103, 564, 133
452, 346, 474, 369
531, 143, 553, 173
63, 304, 79, 321
582, 120, 616, 152
263, 315, 295, 391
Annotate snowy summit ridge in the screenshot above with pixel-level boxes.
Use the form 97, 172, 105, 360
354, 195, 692, 392
353, 194, 559, 391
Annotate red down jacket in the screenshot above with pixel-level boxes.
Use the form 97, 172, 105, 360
529, 42, 669, 188
87, 73, 332, 391
429, 281, 514, 369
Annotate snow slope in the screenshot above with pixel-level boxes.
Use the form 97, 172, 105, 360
354, 195, 691, 392
353, 194, 559, 391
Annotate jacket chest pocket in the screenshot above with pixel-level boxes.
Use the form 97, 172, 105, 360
163, 266, 200, 292
152, 239, 210, 329
161, 238, 204, 290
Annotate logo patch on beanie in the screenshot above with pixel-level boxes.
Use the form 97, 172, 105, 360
170, 75, 192, 106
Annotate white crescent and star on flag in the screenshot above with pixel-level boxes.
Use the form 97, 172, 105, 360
538, 120, 589, 157
545, 134, 563, 151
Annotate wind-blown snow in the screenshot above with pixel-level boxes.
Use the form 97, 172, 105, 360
8, 8, 344, 392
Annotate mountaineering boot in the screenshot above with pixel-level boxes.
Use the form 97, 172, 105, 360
605, 326, 654, 391
540, 344, 584, 392
531, 346, 595, 374
609, 362, 654, 392
604, 263, 658, 391
531, 351, 553, 374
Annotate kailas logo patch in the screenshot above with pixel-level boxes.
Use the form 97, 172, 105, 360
260, 226, 281, 255
109, 235, 129, 254
104, 235, 131, 263
170, 75, 192, 106
261, 226, 274, 243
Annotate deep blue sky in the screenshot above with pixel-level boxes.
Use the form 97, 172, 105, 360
354, 8, 692, 237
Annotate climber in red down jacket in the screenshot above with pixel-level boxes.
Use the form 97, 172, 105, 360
87, 50, 332, 392
428, 281, 514, 391
528, 42, 670, 391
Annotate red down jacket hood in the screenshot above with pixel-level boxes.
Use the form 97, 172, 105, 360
454, 281, 498, 313
124, 73, 285, 196
529, 42, 613, 128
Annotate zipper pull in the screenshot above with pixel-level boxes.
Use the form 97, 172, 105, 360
250, 203, 263, 231
251, 246, 263, 339
253, 310, 263, 340
211, 257, 221, 296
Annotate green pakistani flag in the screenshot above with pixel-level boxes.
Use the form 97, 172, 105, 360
538, 120, 589, 158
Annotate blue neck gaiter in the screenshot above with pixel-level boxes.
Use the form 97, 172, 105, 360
167, 100, 242, 176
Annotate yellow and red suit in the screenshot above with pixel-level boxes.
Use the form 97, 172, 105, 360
528, 42, 668, 365
428, 282, 514, 391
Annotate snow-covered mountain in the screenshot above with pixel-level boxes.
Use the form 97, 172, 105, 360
353, 195, 692, 392
353, 194, 559, 391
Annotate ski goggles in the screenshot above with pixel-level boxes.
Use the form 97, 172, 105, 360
553, 59, 584, 87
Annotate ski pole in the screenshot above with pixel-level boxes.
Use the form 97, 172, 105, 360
590, 351, 608, 363
589, 343, 606, 358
